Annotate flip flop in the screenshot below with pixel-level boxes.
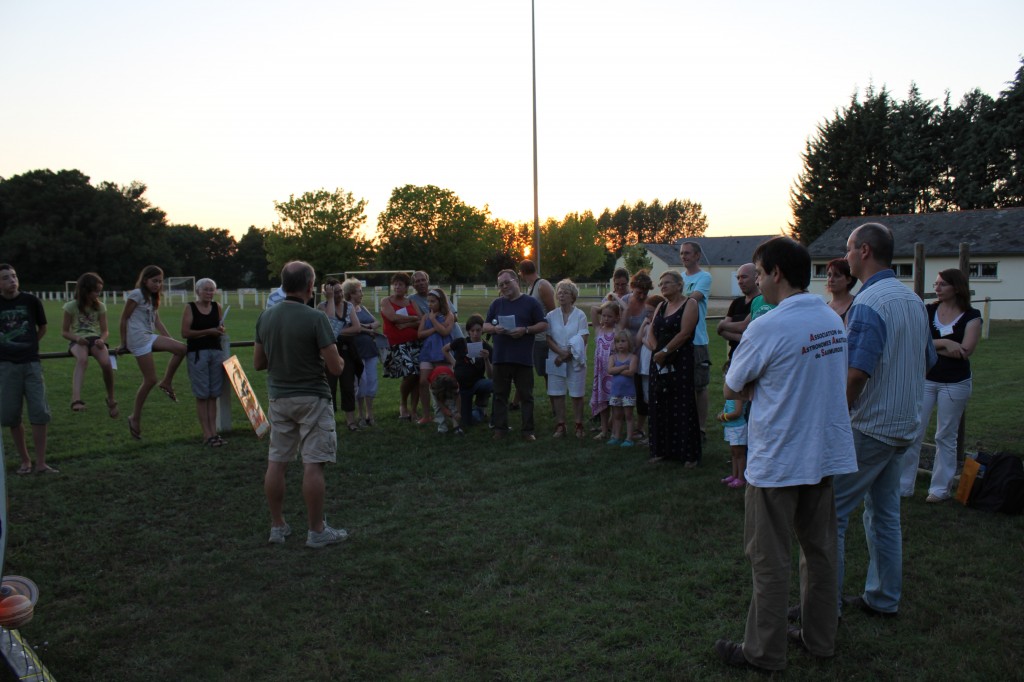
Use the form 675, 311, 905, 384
34, 465, 60, 474
106, 398, 119, 419
71, 400, 86, 412
158, 385, 178, 403
16, 465, 32, 476
127, 417, 141, 440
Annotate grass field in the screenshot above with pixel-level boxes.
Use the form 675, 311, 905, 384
2, 300, 1022, 680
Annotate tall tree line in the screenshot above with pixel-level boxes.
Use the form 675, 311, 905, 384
790, 58, 1024, 244
0, 170, 710, 288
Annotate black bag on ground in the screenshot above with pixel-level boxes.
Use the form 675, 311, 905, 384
969, 453, 1024, 514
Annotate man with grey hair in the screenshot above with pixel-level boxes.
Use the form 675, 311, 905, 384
832, 223, 935, 617
679, 240, 712, 438
255, 261, 348, 548
716, 263, 759, 361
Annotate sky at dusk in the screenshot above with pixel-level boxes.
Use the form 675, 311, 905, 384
1, 1, 1021, 240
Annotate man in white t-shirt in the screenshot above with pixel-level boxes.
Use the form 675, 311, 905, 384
715, 237, 857, 673
680, 241, 712, 437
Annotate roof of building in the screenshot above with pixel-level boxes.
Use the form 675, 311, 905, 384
807, 207, 1024, 259
643, 235, 779, 268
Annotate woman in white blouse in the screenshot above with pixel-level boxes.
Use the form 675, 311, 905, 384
546, 279, 590, 438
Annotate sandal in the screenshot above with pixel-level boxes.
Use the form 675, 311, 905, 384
158, 385, 178, 403
127, 416, 141, 440
71, 400, 86, 412
106, 398, 119, 419
16, 465, 32, 476
553, 423, 566, 438
347, 423, 359, 432
574, 423, 585, 439
592, 431, 608, 441
205, 436, 225, 447
34, 465, 60, 474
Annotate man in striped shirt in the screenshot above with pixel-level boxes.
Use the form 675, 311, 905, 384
833, 223, 936, 618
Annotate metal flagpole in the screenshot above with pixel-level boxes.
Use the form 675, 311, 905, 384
531, 0, 541, 276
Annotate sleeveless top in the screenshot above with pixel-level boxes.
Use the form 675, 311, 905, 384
382, 298, 419, 346
186, 301, 221, 353
528, 278, 549, 342
926, 303, 981, 384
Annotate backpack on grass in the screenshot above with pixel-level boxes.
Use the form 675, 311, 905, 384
969, 454, 1024, 514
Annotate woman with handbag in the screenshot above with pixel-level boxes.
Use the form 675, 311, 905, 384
342, 278, 381, 427
318, 278, 362, 431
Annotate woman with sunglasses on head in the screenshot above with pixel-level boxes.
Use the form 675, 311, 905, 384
899, 269, 981, 502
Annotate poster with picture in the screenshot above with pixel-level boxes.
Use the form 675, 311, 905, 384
223, 355, 270, 438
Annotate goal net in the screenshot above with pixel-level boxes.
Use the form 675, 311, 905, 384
163, 276, 195, 305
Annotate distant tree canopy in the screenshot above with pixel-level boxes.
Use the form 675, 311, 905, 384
622, 244, 655, 274
264, 188, 373, 283
0, 171, 715, 288
597, 198, 709, 254
483, 218, 533, 282
540, 211, 607, 281
0, 170, 163, 287
375, 184, 497, 285
790, 58, 1024, 244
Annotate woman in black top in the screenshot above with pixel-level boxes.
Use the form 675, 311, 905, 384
899, 269, 981, 502
181, 278, 226, 447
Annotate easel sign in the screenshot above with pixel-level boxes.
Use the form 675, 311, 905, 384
223, 355, 270, 438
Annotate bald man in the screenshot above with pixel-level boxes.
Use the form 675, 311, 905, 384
717, 263, 759, 361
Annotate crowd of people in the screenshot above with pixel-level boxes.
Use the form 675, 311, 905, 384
0, 222, 984, 664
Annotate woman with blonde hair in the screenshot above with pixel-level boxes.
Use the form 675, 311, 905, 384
545, 279, 589, 438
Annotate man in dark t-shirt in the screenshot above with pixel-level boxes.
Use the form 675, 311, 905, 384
0, 263, 56, 474
482, 270, 548, 441
716, 263, 759, 361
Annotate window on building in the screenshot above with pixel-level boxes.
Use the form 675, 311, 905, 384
968, 262, 998, 279
813, 264, 828, 279
892, 263, 913, 279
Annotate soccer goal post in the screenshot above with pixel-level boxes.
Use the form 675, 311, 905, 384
164, 276, 195, 305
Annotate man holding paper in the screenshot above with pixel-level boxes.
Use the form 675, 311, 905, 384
483, 270, 548, 441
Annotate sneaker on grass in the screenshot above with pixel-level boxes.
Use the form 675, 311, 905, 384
268, 522, 292, 544
306, 524, 349, 549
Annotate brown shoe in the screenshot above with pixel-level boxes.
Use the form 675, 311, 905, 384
713, 639, 771, 672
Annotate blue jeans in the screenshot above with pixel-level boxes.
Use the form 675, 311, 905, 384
459, 378, 493, 427
834, 429, 906, 614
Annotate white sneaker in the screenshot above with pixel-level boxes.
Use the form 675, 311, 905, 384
268, 522, 292, 544
306, 524, 349, 548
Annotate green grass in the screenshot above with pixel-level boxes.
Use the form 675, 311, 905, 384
2, 302, 1022, 680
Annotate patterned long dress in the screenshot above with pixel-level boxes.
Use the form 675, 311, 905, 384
648, 299, 701, 463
